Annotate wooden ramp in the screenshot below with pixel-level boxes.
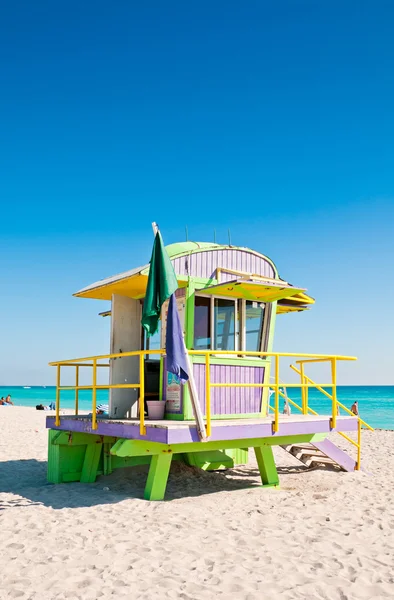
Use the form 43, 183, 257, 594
281, 438, 358, 472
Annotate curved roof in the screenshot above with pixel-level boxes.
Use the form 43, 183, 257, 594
75, 241, 276, 296
73, 240, 314, 313
165, 241, 225, 257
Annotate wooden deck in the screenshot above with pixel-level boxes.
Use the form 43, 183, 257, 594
46, 413, 358, 445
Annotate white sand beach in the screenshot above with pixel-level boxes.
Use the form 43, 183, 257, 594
1, 407, 394, 600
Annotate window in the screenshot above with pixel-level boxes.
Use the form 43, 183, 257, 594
193, 295, 268, 353
214, 299, 236, 351
194, 296, 211, 349
245, 301, 265, 352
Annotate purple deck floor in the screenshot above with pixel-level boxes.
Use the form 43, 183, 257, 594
46, 414, 359, 445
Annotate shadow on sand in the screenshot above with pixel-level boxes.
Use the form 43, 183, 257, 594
0, 458, 268, 509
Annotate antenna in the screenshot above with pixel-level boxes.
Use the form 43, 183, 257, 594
228, 228, 232, 246
214, 229, 217, 243
185, 225, 188, 241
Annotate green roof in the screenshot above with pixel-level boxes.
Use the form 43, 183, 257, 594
165, 241, 226, 258
164, 241, 270, 260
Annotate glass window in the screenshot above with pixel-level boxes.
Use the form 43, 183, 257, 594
245, 301, 265, 352
214, 299, 236, 351
194, 296, 211, 349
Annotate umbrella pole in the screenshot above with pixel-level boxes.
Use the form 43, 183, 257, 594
151, 222, 207, 441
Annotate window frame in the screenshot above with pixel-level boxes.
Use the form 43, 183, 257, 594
194, 293, 270, 355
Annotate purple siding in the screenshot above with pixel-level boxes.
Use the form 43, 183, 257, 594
193, 363, 264, 415
172, 249, 275, 281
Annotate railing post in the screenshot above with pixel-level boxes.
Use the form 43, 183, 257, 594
273, 356, 279, 433
356, 419, 361, 470
205, 352, 211, 437
75, 365, 79, 415
55, 365, 61, 427
300, 363, 306, 414
92, 359, 97, 430
304, 371, 309, 414
139, 352, 146, 436
330, 358, 337, 429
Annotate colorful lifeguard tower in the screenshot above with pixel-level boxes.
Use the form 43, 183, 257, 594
47, 238, 372, 499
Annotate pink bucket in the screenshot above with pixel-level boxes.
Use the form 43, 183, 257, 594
146, 401, 166, 420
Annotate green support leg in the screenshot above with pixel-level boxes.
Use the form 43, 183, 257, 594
80, 443, 103, 483
254, 445, 279, 488
144, 453, 173, 501
47, 430, 63, 483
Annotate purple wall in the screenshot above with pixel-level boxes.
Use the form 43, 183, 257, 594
172, 248, 275, 280
193, 363, 265, 415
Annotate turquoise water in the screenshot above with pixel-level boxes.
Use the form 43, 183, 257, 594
1, 386, 393, 430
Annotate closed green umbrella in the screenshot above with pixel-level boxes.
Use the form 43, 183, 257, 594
141, 230, 178, 336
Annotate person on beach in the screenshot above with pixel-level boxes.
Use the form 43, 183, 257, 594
350, 400, 359, 415
35, 402, 56, 411
0, 395, 14, 405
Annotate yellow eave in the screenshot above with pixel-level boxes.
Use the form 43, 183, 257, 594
198, 279, 307, 303
74, 272, 188, 300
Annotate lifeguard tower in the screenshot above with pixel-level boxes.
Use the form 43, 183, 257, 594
47, 238, 372, 500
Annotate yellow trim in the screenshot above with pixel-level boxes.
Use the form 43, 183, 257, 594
205, 353, 211, 437
55, 365, 60, 427
75, 366, 79, 416
287, 363, 373, 470
196, 279, 306, 303
92, 359, 97, 430
139, 354, 146, 436
216, 267, 288, 285
273, 357, 279, 433
356, 420, 362, 470
74, 273, 188, 301
330, 358, 337, 429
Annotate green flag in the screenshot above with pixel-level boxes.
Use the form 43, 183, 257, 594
141, 231, 178, 336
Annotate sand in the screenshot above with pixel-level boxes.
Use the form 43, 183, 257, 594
1, 407, 394, 600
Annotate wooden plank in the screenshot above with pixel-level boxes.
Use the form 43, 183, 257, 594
254, 446, 279, 487
110, 433, 327, 458
80, 443, 103, 483
144, 453, 173, 501
293, 448, 325, 457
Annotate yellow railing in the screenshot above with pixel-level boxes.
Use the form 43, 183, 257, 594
50, 350, 361, 440
280, 362, 374, 470
50, 349, 163, 435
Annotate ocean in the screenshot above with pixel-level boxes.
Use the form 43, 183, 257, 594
1, 385, 393, 430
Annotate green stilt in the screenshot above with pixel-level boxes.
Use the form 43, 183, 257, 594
80, 443, 103, 483
144, 453, 173, 501
254, 445, 279, 488
47, 430, 63, 484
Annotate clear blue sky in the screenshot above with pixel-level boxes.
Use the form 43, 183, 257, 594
1, 1, 393, 385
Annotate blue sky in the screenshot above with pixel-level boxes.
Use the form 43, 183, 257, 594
0, 1, 393, 385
